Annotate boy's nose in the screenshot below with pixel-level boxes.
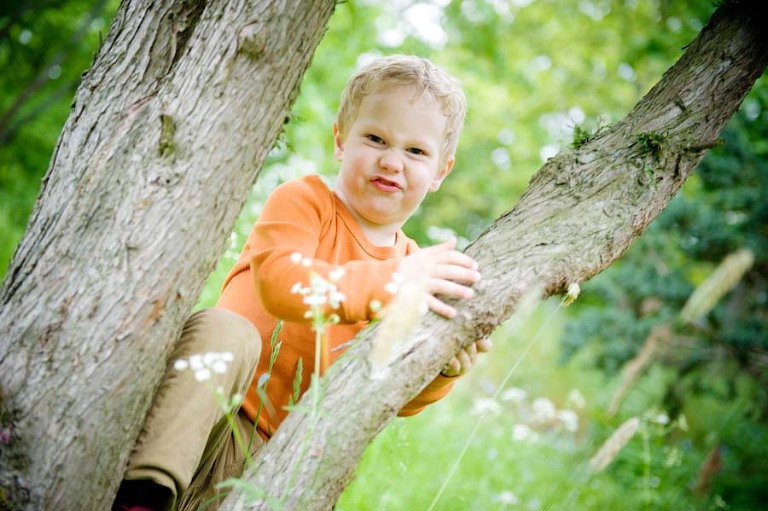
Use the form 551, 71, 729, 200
379, 151, 403, 172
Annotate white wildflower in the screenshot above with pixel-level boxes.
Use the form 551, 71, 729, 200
329, 267, 345, 282
211, 360, 228, 374
290, 252, 303, 263
189, 354, 204, 371
329, 290, 346, 309
532, 397, 556, 422
557, 409, 579, 432
291, 282, 305, 295
301, 257, 312, 267
664, 446, 683, 468
385, 272, 404, 294
496, 490, 519, 505
194, 368, 211, 382
500, 387, 528, 403
562, 282, 581, 306
471, 398, 501, 416
369, 300, 382, 313
512, 423, 537, 443
566, 388, 587, 409
175, 351, 236, 383
303, 295, 327, 306
714, 495, 728, 509
203, 352, 217, 367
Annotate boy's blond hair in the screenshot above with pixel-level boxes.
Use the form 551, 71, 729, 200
336, 54, 467, 164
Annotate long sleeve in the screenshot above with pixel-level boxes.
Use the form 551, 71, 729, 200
218, 175, 457, 436
224, 177, 405, 325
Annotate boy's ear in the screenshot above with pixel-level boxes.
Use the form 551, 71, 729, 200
429, 156, 455, 192
333, 122, 344, 161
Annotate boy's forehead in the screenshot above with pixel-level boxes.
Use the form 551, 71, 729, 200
360, 85, 440, 112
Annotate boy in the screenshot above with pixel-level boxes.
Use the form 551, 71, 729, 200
113, 54, 490, 511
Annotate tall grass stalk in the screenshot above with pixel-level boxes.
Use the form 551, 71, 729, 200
608, 324, 672, 416
588, 416, 641, 473
679, 248, 754, 325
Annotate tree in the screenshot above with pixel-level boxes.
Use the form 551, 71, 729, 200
0, 4, 764, 511
0, 0, 337, 509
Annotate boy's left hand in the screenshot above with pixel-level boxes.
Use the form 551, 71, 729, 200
441, 337, 493, 377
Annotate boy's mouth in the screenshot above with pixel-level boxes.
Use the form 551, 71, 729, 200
371, 177, 402, 192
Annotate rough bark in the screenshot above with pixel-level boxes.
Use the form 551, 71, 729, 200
0, 0, 336, 509
222, 4, 768, 510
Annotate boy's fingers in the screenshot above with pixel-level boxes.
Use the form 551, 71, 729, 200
435, 250, 478, 270
429, 279, 475, 300
455, 349, 471, 372
476, 337, 493, 352
434, 264, 481, 285
466, 342, 478, 362
441, 357, 460, 377
427, 295, 457, 319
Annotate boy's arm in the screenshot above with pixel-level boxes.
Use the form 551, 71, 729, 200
247, 178, 402, 324
399, 373, 458, 416
398, 337, 492, 416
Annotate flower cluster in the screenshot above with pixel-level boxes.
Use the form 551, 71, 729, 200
384, 272, 404, 295
290, 252, 346, 318
174, 351, 234, 382
470, 387, 584, 443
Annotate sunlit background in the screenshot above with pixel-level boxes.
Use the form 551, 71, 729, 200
2, 1, 766, 509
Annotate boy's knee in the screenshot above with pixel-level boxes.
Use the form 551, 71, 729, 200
179, 308, 262, 372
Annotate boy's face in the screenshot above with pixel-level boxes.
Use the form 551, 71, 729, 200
333, 86, 454, 237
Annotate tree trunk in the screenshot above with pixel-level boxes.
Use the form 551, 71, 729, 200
222, 4, 768, 510
0, 0, 336, 509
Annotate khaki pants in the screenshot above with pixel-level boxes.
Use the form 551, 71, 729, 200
124, 308, 264, 511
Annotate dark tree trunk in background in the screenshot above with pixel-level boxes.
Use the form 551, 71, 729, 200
0, 0, 336, 509
219, 3, 767, 510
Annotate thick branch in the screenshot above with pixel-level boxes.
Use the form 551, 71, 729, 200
224, 4, 768, 510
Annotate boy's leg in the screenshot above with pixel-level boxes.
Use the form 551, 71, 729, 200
177, 410, 265, 511
113, 308, 261, 511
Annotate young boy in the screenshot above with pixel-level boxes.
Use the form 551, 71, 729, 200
113, 54, 491, 511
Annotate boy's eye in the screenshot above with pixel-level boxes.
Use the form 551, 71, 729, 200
407, 147, 426, 156
366, 134, 385, 144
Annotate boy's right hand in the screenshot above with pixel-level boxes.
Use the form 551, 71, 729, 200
397, 237, 481, 319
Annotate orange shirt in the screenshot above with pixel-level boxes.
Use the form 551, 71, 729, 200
217, 175, 456, 438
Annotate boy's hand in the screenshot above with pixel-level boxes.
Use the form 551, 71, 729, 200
398, 237, 481, 319
441, 337, 493, 377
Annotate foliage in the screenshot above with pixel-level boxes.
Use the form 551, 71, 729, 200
562, 82, 768, 506
0, 0, 119, 275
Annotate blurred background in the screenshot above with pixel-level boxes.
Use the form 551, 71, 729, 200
2, 1, 766, 509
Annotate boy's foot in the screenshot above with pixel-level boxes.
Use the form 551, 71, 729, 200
112, 479, 172, 511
